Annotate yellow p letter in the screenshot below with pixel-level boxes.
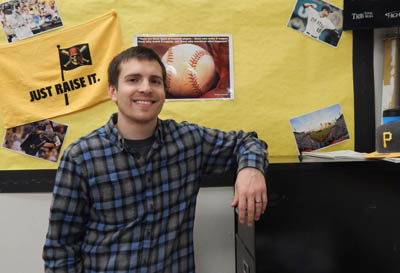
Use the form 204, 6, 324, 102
383, 132, 392, 148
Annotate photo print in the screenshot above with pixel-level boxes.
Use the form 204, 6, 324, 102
134, 34, 234, 100
290, 104, 350, 153
0, 0, 63, 43
2, 119, 68, 162
287, 0, 343, 47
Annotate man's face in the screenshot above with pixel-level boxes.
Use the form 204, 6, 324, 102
108, 58, 165, 127
320, 9, 329, 17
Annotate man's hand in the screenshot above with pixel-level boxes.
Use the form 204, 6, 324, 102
231, 167, 267, 226
303, 3, 317, 9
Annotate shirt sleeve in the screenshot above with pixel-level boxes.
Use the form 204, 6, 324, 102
325, 19, 336, 30
193, 124, 268, 176
42, 145, 89, 273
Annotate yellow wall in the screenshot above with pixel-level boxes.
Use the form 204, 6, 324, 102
0, 0, 353, 170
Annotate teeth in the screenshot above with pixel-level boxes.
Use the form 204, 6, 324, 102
135, 100, 152, 105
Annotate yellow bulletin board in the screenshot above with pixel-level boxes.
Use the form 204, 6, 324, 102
0, 0, 353, 170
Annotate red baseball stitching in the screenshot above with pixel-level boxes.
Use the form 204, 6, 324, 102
165, 49, 174, 92
188, 50, 207, 96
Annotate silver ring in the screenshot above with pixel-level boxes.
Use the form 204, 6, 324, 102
255, 200, 262, 204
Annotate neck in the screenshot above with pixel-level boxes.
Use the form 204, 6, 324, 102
116, 115, 157, 140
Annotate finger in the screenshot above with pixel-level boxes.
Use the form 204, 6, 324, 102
254, 198, 263, 221
231, 189, 239, 208
246, 196, 255, 226
238, 193, 247, 224
262, 188, 268, 214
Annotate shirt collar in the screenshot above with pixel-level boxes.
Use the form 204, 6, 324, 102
104, 113, 164, 150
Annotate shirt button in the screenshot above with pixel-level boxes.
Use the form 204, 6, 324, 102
149, 203, 154, 211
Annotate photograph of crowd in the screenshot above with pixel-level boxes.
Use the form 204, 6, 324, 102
2, 119, 68, 162
0, 0, 62, 43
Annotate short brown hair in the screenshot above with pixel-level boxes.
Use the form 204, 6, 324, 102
107, 46, 167, 90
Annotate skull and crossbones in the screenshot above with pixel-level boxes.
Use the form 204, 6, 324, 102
61, 45, 90, 67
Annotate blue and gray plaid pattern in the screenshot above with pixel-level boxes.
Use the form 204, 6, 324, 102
43, 113, 268, 273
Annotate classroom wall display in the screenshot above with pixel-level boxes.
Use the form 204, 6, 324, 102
0, 0, 353, 171
134, 34, 233, 100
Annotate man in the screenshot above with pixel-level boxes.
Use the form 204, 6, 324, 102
303, 3, 339, 41
43, 46, 268, 273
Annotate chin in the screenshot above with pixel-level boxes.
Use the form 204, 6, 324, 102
132, 114, 159, 124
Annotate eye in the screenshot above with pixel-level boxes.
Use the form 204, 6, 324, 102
150, 77, 163, 85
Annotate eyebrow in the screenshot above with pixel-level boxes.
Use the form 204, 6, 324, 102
150, 75, 163, 80
123, 73, 162, 80
123, 73, 141, 79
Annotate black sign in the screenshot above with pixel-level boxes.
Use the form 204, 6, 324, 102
344, 0, 400, 30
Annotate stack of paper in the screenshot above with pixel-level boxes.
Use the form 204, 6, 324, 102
383, 158, 400, 163
302, 150, 368, 160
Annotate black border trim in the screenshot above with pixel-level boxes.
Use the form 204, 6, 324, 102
0, 169, 56, 193
353, 29, 376, 152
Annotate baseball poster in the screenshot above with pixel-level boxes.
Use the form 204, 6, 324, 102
287, 0, 344, 47
289, 104, 350, 153
134, 34, 233, 100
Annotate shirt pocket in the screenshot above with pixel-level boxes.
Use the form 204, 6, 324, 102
89, 175, 142, 225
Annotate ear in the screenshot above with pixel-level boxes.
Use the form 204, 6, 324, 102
108, 84, 117, 102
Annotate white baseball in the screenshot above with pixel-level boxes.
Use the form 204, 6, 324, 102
161, 44, 217, 98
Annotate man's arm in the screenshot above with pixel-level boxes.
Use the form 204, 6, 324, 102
195, 124, 268, 226
42, 145, 88, 272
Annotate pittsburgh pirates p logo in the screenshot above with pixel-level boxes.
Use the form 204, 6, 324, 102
383, 131, 392, 148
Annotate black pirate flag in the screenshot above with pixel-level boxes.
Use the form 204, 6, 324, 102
57, 43, 93, 105
58, 43, 92, 71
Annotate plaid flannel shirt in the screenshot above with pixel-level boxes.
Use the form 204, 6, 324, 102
43, 113, 268, 273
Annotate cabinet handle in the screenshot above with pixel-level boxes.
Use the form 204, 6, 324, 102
242, 259, 250, 273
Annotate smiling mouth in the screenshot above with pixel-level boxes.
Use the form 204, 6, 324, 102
134, 100, 154, 105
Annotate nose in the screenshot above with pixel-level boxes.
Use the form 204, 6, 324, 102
138, 79, 152, 93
